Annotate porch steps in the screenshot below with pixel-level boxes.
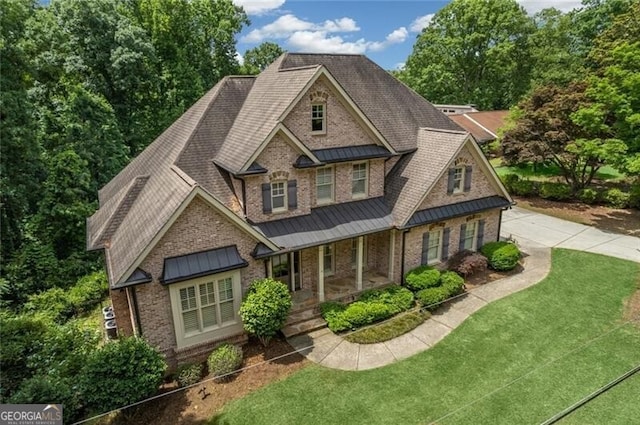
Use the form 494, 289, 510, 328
282, 307, 327, 338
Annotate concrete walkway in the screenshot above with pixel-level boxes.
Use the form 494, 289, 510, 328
287, 242, 551, 371
287, 207, 639, 370
502, 206, 640, 263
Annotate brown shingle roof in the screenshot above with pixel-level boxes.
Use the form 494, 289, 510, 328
449, 111, 509, 143
385, 128, 469, 226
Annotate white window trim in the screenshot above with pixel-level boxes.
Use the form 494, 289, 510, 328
169, 270, 243, 350
323, 244, 335, 277
351, 237, 368, 269
316, 166, 334, 205
427, 229, 443, 265
463, 221, 479, 251
311, 103, 326, 134
453, 166, 465, 194
351, 161, 368, 199
271, 180, 287, 213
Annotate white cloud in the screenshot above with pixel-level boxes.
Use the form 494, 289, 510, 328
394, 62, 406, 71
369, 27, 408, 52
233, 0, 286, 15
242, 14, 359, 43
235, 51, 244, 65
410, 13, 434, 32
516, 0, 583, 14
288, 31, 370, 54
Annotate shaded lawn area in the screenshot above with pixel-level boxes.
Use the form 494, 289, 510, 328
211, 250, 640, 425
489, 158, 625, 182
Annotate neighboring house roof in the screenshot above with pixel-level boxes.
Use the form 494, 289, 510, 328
385, 128, 470, 226
253, 197, 393, 252
449, 111, 509, 143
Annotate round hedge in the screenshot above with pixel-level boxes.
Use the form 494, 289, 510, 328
480, 241, 521, 271
240, 278, 292, 346
207, 343, 242, 382
404, 265, 441, 292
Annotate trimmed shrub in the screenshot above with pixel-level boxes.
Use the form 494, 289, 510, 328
577, 188, 599, 205
603, 188, 630, 209
207, 343, 243, 382
176, 363, 204, 387
9, 376, 81, 423
501, 173, 520, 193
448, 250, 488, 277
239, 278, 292, 346
404, 265, 441, 292
319, 301, 346, 316
80, 337, 166, 414
341, 301, 390, 327
511, 179, 538, 197
358, 286, 414, 314
440, 271, 465, 296
630, 182, 640, 210
481, 242, 521, 271
539, 182, 572, 200
416, 287, 450, 310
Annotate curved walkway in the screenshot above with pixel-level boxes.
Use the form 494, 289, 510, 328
287, 242, 551, 371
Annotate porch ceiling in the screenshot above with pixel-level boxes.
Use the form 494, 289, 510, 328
254, 197, 393, 251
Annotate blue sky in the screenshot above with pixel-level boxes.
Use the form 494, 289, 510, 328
233, 0, 585, 70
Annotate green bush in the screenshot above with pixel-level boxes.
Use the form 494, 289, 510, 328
342, 301, 391, 327
481, 241, 521, 271
358, 286, 414, 314
80, 337, 166, 414
630, 182, 640, 209
404, 265, 441, 292
207, 343, 243, 382
603, 188, 630, 209
511, 179, 538, 197
416, 287, 450, 310
67, 271, 109, 314
577, 188, 599, 204
176, 363, 204, 387
9, 376, 81, 423
501, 173, 520, 193
239, 278, 292, 346
440, 271, 465, 296
539, 182, 572, 200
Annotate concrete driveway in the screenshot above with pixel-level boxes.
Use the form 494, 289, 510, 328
501, 206, 640, 263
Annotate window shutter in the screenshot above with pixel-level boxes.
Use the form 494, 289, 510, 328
477, 219, 485, 249
421, 232, 430, 265
464, 166, 472, 192
262, 183, 271, 214
459, 223, 467, 252
447, 168, 456, 194
442, 228, 450, 260
288, 180, 297, 209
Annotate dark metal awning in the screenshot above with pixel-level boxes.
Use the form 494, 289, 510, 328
405, 196, 511, 228
295, 144, 393, 168
161, 245, 248, 285
113, 268, 152, 290
253, 197, 393, 254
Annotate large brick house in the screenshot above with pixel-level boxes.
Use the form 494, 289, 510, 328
87, 53, 512, 367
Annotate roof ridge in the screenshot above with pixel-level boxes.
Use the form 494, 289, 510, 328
419, 126, 468, 135
278, 64, 321, 72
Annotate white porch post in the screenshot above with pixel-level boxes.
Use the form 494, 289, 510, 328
388, 230, 395, 281
356, 236, 364, 291
318, 246, 325, 302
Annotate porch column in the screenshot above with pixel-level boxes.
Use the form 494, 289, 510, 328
388, 230, 395, 281
356, 236, 364, 291
318, 246, 325, 302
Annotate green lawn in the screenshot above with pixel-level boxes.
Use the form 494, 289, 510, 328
211, 250, 640, 425
489, 158, 626, 181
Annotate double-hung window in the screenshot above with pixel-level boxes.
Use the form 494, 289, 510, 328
352, 162, 368, 198
453, 166, 465, 193
351, 237, 367, 269
462, 221, 478, 250
323, 244, 335, 276
426, 229, 442, 264
316, 167, 334, 204
311, 104, 325, 132
271, 181, 286, 212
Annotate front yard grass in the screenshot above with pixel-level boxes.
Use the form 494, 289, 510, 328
211, 249, 640, 425
489, 158, 626, 182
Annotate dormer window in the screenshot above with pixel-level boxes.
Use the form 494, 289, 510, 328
311, 104, 325, 133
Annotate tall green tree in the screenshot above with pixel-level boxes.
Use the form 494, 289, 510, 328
0, 0, 44, 262
400, 0, 535, 110
502, 83, 627, 191
573, 0, 640, 175
241, 42, 285, 75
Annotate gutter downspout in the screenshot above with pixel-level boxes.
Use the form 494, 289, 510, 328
128, 286, 143, 337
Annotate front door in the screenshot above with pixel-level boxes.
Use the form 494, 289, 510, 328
272, 252, 301, 291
